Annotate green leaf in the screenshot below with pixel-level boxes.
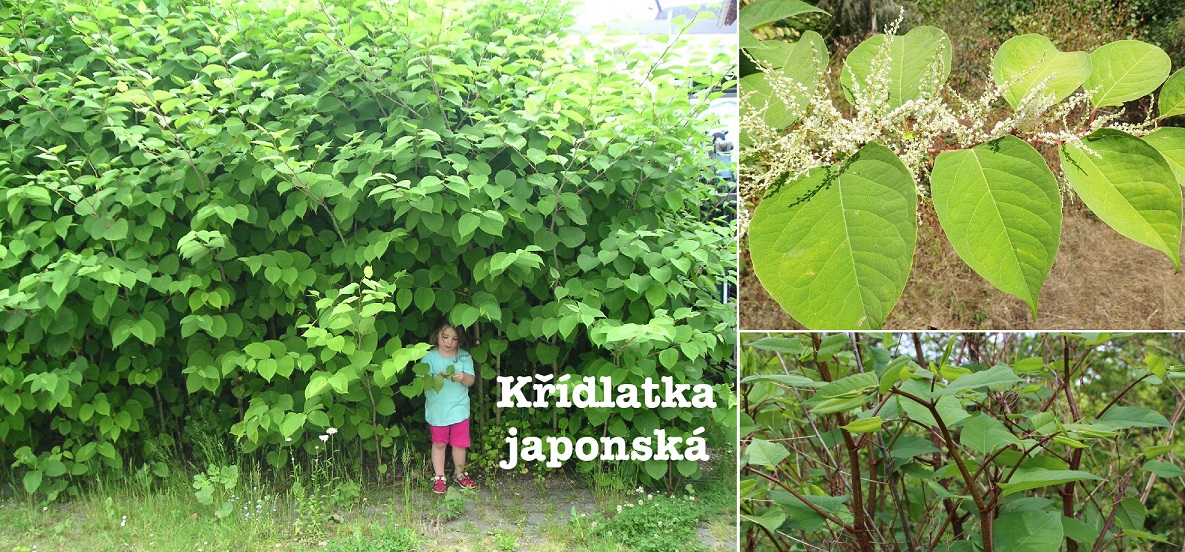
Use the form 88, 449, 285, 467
130, 319, 157, 345
1142, 460, 1185, 478
739, 0, 827, 29
658, 348, 678, 369
1141, 127, 1185, 186
889, 434, 941, 459
1114, 497, 1147, 530
815, 372, 878, 399
642, 459, 666, 480
744, 439, 790, 468
1124, 529, 1171, 543
742, 32, 827, 130
898, 379, 970, 428
739, 73, 796, 131
23, 470, 42, 495
741, 508, 786, 533
931, 136, 1061, 316
938, 364, 1021, 396
810, 395, 868, 414
1060, 130, 1181, 270
992, 34, 1091, 108
767, 491, 849, 532
840, 416, 882, 434
879, 356, 916, 395
740, 374, 826, 388
1099, 405, 1172, 429
1143, 444, 1175, 459
457, 212, 480, 238
305, 374, 330, 399
959, 412, 1022, 456
926, 480, 970, 501
1061, 516, 1100, 546
245, 342, 270, 359
1086, 40, 1171, 107
1159, 68, 1185, 118
840, 26, 953, 110
102, 219, 129, 241
748, 337, 805, 355
748, 142, 917, 329
256, 358, 277, 381
413, 287, 435, 312
999, 468, 1103, 496
280, 412, 306, 438
994, 511, 1064, 551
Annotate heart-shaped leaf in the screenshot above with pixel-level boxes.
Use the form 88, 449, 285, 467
931, 136, 1062, 316
749, 142, 917, 329
839, 26, 952, 110
1085, 39, 1171, 107
1159, 68, 1185, 118
1060, 129, 1182, 270
992, 34, 1091, 108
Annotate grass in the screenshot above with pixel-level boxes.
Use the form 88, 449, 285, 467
0, 461, 736, 552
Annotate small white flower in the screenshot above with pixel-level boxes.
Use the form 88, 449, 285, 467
319, 435, 329, 443
326, 427, 338, 435
616, 505, 622, 512
285, 438, 292, 442
647, 494, 652, 501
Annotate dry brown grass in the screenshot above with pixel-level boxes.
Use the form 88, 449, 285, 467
740, 204, 1185, 330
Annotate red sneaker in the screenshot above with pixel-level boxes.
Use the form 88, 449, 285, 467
432, 475, 447, 494
455, 471, 476, 490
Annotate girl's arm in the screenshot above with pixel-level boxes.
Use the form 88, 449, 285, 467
451, 353, 476, 387
451, 371, 475, 387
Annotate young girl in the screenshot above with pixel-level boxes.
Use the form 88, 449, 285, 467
422, 320, 477, 494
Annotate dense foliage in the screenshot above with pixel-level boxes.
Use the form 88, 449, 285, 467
0, 0, 737, 501
741, 333, 1185, 551
741, 0, 1185, 329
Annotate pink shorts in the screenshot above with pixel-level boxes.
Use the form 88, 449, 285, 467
429, 419, 470, 448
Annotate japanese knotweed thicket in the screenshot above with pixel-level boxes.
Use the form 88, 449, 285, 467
740, 333, 1185, 552
741, 0, 1185, 330
0, 0, 737, 500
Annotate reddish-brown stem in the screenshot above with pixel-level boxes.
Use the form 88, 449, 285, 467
743, 466, 857, 533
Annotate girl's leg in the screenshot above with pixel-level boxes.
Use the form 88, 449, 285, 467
451, 445, 467, 475
432, 442, 447, 476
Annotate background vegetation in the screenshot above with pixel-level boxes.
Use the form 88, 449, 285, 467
741, 332, 1185, 551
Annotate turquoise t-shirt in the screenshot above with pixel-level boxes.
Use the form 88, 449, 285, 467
422, 349, 474, 427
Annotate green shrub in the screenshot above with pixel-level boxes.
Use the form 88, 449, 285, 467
0, 0, 735, 499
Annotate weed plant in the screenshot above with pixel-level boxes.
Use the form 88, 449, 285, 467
598, 486, 706, 552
